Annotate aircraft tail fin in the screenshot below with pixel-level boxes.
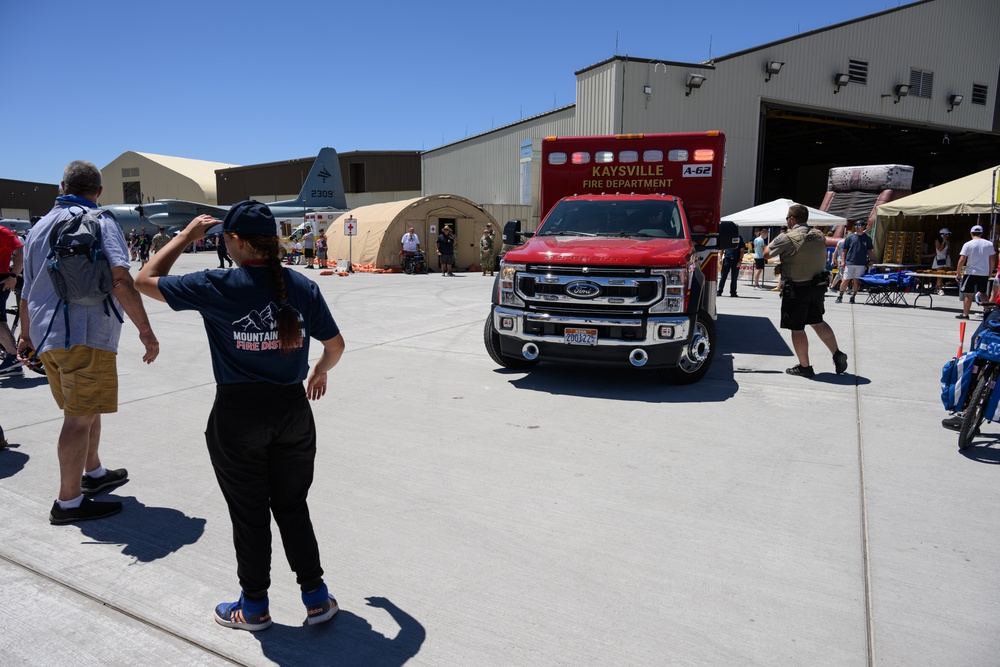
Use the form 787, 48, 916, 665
277, 147, 347, 210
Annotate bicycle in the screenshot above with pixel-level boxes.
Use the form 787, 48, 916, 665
958, 325, 1000, 450
3, 279, 44, 375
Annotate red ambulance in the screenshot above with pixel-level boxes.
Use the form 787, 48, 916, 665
484, 132, 737, 383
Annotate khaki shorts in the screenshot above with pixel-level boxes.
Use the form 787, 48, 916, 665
39, 346, 119, 416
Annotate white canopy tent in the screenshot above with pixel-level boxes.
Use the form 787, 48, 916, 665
722, 198, 848, 228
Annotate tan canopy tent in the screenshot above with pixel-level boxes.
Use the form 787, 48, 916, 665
874, 165, 1000, 263
876, 165, 1000, 217
323, 195, 498, 271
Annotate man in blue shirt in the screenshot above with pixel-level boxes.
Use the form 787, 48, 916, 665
836, 221, 874, 304
18, 160, 159, 524
752, 228, 768, 289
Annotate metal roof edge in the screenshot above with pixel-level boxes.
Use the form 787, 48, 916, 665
574, 55, 716, 76
422, 104, 577, 155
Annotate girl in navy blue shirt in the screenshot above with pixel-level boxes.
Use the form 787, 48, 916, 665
137, 201, 345, 632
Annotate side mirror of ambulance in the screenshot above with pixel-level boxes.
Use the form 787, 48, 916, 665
716, 221, 740, 249
503, 219, 524, 246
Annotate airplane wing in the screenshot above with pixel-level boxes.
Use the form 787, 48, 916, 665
139, 199, 229, 219
101, 200, 231, 235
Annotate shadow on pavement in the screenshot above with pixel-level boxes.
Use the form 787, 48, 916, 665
254, 597, 425, 667
504, 356, 739, 403
76, 495, 206, 563
0, 374, 49, 389
960, 435, 1000, 464
493, 313, 867, 401
497, 312, 789, 402
0, 443, 28, 480
717, 313, 791, 356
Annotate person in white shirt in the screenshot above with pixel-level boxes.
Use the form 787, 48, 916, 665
955, 224, 997, 320
401, 228, 420, 253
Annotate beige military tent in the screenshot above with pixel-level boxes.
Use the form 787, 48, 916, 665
322, 194, 498, 271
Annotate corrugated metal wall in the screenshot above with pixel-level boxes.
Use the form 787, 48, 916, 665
422, 107, 575, 206
611, 0, 1000, 214
421, 0, 998, 219
575, 63, 621, 135
482, 204, 531, 230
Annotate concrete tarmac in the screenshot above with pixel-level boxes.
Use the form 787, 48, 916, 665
2, 254, 999, 666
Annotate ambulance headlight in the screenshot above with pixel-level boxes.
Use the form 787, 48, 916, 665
649, 268, 688, 313
499, 262, 525, 307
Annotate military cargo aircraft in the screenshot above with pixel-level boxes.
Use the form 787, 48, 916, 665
100, 147, 347, 235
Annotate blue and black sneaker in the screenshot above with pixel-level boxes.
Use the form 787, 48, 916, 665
303, 583, 339, 626
214, 592, 272, 631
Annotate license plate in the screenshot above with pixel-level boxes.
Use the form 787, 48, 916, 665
565, 328, 598, 346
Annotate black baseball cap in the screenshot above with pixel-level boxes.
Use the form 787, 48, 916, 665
222, 200, 276, 237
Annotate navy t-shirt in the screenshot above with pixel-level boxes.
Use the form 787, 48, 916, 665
843, 232, 874, 266
437, 233, 455, 254
159, 267, 339, 385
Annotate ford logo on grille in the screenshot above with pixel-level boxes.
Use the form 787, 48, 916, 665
565, 280, 602, 298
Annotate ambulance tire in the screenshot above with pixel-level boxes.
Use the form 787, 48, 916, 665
484, 314, 538, 370
661, 311, 715, 385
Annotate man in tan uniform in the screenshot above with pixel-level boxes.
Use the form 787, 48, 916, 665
764, 204, 849, 379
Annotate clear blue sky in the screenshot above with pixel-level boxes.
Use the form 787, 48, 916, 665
0, 0, 907, 185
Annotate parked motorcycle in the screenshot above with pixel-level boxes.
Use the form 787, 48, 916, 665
401, 250, 427, 274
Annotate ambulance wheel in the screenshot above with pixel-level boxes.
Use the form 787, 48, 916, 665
484, 314, 538, 370
661, 312, 715, 385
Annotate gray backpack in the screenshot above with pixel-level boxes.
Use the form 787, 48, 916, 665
37, 207, 123, 350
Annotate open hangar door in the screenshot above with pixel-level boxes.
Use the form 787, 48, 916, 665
756, 105, 1000, 207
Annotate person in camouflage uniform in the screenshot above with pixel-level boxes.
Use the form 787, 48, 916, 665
480, 227, 495, 276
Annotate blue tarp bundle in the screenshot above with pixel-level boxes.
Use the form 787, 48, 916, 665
858, 271, 918, 291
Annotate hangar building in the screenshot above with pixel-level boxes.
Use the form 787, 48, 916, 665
216, 150, 421, 208
101, 151, 238, 206
94, 150, 421, 210
422, 0, 1000, 229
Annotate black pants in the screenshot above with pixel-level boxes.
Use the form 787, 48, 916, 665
206, 383, 324, 599
718, 260, 739, 295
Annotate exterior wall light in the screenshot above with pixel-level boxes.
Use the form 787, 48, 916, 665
643, 85, 652, 95
893, 84, 910, 103
765, 61, 783, 82
686, 74, 706, 96
834, 73, 851, 93
948, 94, 963, 112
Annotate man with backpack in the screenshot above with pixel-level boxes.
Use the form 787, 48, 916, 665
17, 160, 160, 524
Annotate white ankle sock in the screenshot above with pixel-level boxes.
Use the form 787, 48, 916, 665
85, 465, 107, 479
57, 494, 84, 509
